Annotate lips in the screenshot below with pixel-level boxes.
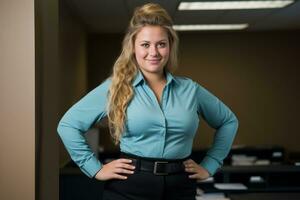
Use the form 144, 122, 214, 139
147, 59, 161, 61
147, 59, 161, 64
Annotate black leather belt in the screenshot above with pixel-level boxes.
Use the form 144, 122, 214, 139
121, 152, 187, 175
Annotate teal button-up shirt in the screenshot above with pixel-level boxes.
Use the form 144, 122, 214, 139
57, 70, 239, 178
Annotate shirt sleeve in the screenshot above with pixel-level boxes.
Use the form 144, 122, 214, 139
195, 82, 239, 176
57, 78, 111, 178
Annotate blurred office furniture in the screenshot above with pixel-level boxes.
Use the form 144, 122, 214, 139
60, 146, 300, 200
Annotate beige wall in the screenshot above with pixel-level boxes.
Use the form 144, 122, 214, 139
87, 31, 300, 152
0, 0, 35, 200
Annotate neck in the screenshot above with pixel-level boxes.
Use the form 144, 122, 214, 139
141, 69, 166, 85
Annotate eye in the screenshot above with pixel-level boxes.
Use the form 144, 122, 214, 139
158, 42, 166, 48
141, 43, 149, 48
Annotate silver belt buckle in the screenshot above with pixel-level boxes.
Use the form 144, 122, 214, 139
153, 161, 168, 175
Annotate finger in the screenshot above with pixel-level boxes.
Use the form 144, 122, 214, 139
113, 173, 128, 180
188, 174, 198, 179
184, 163, 194, 167
185, 167, 194, 172
185, 168, 196, 173
118, 158, 133, 163
183, 161, 189, 165
185, 160, 195, 165
188, 160, 196, 164
115, 163, 136, 170
125, 164, 136, 170
185, 168, 191, 172
184, 164, 195, 169
115, 168, 135, 174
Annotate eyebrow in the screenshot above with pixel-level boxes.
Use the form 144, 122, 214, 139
139, 39, 168, 43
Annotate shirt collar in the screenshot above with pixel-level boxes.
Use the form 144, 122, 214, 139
132, 69, 144, 87
132, 68, 178, 87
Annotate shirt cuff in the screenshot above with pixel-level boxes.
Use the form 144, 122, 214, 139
81, 155, 102, 178
200, 155, 221, 176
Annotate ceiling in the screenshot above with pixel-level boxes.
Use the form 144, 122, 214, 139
65, 0, 300, 33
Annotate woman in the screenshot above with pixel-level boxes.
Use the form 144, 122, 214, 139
57, 3, 239, 200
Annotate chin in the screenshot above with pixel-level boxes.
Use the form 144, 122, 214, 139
146, 67, 164, 73
146, 64, 165, 71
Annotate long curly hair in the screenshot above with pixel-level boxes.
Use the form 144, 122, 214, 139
106, 3, 179, 144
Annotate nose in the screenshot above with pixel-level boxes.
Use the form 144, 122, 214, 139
149, 45, 159, 57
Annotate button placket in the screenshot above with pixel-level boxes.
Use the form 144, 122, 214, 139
144, 83, 167, 156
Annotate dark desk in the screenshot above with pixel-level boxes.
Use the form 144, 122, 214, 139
229, 193, 300, 200
199, 165, 300, 193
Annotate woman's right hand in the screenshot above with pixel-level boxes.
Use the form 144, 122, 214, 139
94, 158, 136, 181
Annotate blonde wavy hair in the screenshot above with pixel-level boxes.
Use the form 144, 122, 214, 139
107, 3, 179, 144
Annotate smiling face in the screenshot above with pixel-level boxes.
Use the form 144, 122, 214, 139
134, 25, 170, 76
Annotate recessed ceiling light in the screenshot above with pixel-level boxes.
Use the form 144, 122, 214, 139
173, 24, 249, 31
178, 1, 294, 10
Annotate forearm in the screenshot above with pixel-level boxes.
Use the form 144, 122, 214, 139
200, 115, 239, 175
57, 122, 103, 178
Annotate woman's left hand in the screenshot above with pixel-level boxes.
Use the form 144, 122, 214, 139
183, 159, 210, 180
